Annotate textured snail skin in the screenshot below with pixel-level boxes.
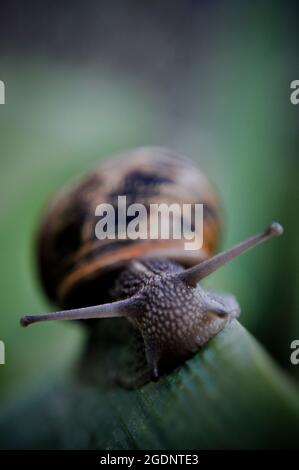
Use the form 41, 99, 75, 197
112, 258, 239, 378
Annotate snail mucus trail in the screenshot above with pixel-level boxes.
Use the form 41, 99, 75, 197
21, 222, 283, 380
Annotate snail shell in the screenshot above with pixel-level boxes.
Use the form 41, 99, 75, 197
37, 147, 221, 309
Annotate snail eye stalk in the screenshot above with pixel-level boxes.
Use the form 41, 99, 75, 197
20, 297, 143, 327
177, 223, 283, 287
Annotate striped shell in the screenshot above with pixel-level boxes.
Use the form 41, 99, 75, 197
37, 147, 221, 308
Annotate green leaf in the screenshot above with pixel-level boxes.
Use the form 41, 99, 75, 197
1, 320, 299, 449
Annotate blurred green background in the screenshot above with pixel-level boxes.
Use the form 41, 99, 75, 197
0, 0, 298, 413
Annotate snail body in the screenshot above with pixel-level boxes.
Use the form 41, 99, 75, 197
21, 147, 283, 379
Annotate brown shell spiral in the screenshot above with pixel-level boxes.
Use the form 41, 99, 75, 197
37, 147, 221, 308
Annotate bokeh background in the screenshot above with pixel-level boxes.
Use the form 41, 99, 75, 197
0, 0, 298, 412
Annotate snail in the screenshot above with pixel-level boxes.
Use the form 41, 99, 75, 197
20, 147, 283, 379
